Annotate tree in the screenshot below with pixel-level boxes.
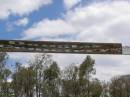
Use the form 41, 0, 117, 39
61, 55, 97, 97
0, 53, 105, 97
79, 55, 95, 97
11, 62, 22, 97
0, 52, 9, 81
62, 64, 80, 97
0, 52, 12, 97
42, 62, 61, 97
90, 79, 103, 97
79, 55, 95, 80
29, 54, 53, 97
109, 75, 130, 97
12, 66, 35, 97
101, 81, 109, 97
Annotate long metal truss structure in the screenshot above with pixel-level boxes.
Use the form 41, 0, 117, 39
0, 40, 128, 55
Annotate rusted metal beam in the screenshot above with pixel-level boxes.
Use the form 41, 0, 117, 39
0, 40, 122, 54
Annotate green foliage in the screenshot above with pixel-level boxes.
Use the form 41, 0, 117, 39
42, 62, 61, 97
3, 53, 129, 97
0, 52, 9, 80
109, 76, 130, 97
0, 52, 11, 97
79, 55, 95, 80
90, 79, 103, 97
12, 66, 36, 97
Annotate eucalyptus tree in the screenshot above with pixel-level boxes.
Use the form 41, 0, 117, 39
101, 82, 109, 97
90, 79, 103, 97
61, 55, 96, 97
62, 64, 80, 97
12, 65, 35, 97
29, 54, 53, 97
0, 52, 12, 97
0, 52, 9, 81
79, 55, 96, 97
42, 61, 61, 97
109, 75, 130, 97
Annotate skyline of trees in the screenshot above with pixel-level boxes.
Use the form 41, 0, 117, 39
0, 52, 130, 97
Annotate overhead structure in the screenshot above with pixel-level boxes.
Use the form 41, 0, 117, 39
0, 40, 129, 55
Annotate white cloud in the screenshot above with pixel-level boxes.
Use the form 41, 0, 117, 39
6, 17, 29, 32
6, 22, 14, 32
51, 54, 130, 81
9, 53, 35, 63
65, 1, 130, 44
7, 78, 12, 83
18, 1, 130, 81
0, 0, 52, 19
63, 0, 81, 9
23, 19, 77, 39
23, 1, 130, 44
15, 17, 29, 26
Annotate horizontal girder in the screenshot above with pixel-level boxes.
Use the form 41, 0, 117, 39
0, 40, 122, 54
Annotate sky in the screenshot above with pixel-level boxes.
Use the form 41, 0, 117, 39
0, 0, 130, 81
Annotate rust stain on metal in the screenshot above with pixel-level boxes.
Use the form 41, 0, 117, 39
0, 40, 122, 54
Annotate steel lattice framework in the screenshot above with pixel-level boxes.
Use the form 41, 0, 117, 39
0, 40, 127, 54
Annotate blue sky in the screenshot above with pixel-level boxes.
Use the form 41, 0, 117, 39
1, 0, 130, 81
0, 0, 96, 40
0, 0, 65, 39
